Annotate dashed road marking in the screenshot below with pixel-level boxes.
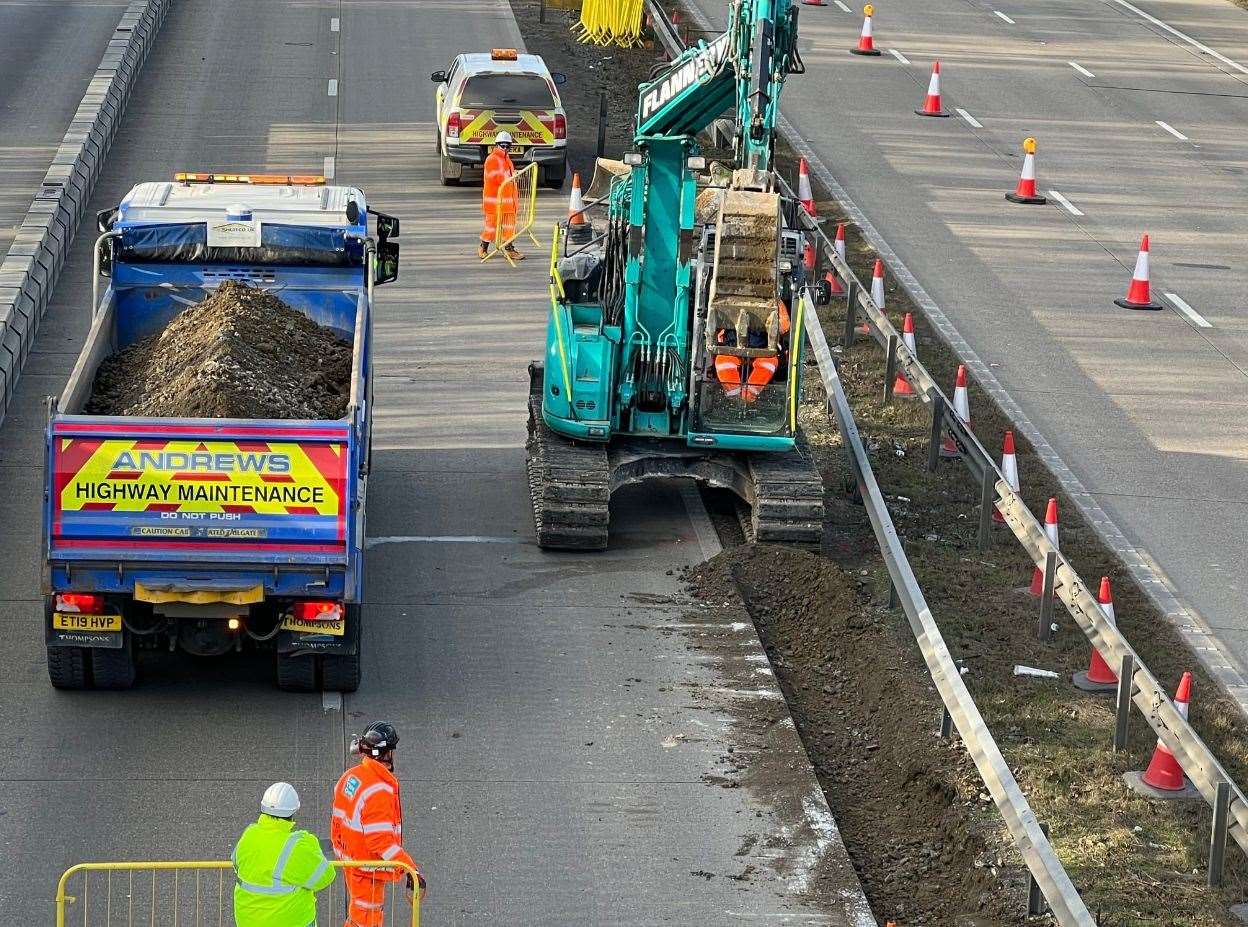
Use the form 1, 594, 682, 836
1112, 0, 1248, 76
323, 156, 335, 179
833, 0, 851, 10
1165, 292, 1212, 328
888, 48, 910, 65
994, 10, 1016, 24
330, 16, 339, 31
1068, 61, 1095, 78
955, 107, 983, 128
328, 79, 338, 96
1047, 190, 1084, 217
1156, 120, 1188, 141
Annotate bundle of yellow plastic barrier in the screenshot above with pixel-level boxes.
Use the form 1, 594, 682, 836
574, 0, 645, 47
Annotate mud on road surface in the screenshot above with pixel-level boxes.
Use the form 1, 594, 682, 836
88, 281, 352, 420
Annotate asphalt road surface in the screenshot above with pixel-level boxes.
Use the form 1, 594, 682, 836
0, 0, 129, 265
0, 0, 872, 923
684, 0, 1248, 692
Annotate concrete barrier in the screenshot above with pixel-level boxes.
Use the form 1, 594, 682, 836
0, 0, 172, 421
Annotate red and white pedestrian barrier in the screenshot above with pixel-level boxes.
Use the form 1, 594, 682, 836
1125, 672, 1199, 799
992, 430, 1019, 524
1073, 577, 1119, 692
1028, 498, 1059, 596
1006, 137, 1047, 205
1115, 234, 1164, 310
850, 4, 882, 56
915, 61, 950, 117
892, 313, 917, 397
940, 365, 971, 458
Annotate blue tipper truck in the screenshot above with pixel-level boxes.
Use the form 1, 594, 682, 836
41, 173, 399, 692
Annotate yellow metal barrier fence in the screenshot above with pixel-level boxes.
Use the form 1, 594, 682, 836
483, 162, 540, 267
55, 860, 421, 927
573, 0, 645, 47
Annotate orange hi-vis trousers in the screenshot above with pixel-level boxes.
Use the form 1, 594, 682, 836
714, 354, 780, 402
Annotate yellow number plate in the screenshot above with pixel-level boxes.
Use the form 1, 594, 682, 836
280, 616, 345, 636
53, 613, 122, 632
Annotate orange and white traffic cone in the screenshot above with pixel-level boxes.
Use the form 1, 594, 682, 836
870, 258, 886, 309
940, 365, 971, 458
566, 173, 592, 246
803, 240, 817, 275
1028, 498, 1059, 596
915, 61, 950, 117
797, 159, 815, 215
992, 430, 1019, 523
802, 0, 827, 6
826, 225, 846, 295
1115, 234, 1164, 310
850, 4, 882, 56
1006, 137, 1047, 205
1126, 673, 1198, 799
892, 312, 917, 397
1073, 577, 1119, 692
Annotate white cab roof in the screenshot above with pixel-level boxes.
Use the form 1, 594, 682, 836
118, 182, 366, 228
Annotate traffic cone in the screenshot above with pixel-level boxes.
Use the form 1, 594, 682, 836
833, 223, 846, 263
1028, 498, 1059, 596
825, 269, 844, 297
915, 61, 950, 117
568, 173, 585, 225
825, 225, 846, 295
850, 4, 882, 56
892, 313, 917, 397
870, 259, 886, 309
1130, 673, 1195, 796
1115, 234, 1164, 310
797, 159, 815, 215
992, 430, 1019, 524
802, 0, 827, 9
1073, 577, 1119, 691
1005, 137, 1047, 205
940, 365, 970, 458
803, 240, 817, 276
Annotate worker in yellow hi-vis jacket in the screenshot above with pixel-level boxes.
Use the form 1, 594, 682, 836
233, 782, 336, 926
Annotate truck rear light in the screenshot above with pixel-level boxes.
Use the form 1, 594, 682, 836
56, 593, 105, 614
292, 600, 343, 622
446, 112, 461, 141
553, 114, 566, 140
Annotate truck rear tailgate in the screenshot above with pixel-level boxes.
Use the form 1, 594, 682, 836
49, 418, 352, 564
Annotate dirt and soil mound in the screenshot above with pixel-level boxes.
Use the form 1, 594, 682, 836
87, 281, 352, 420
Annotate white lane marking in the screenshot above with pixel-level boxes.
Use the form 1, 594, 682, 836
955, 107, 983, 128
323, 156, 335, 179
833, 0, 851, 10
366, 535, 524, 547
1112, 0, 1248, 76
888, 48, 911, 65
330, 16, 340, 31
994, 10, 1016, 24
1047, 190, 1085, 216
1156, 120, 1188, 141
1165, 292, 1212, 328
322, 692, 342, 711
328, 79, 338, 97
1068, 60, 1096, 78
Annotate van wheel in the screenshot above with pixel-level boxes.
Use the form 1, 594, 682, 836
92, 637, 137, 690
276, 651, 318, 692
439, 154, 462, 186
48, 645, 90, 690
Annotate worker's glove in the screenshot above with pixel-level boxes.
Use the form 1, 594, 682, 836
405, 870, 427, 902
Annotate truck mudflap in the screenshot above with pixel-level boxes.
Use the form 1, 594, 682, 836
277, 604, 359, 656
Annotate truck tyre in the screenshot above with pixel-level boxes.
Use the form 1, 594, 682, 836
542, 161, 566, 190
91, 636, 137, 689
320, 652, 361, 693
276, 651, 318, 692
47, 645, 90, 690
439, 153, 462, 186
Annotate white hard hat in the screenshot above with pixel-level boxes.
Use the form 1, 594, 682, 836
260, 782, 300, 818
495, 131, 513, 146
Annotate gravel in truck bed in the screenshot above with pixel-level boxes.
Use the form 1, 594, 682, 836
86, 280, 353, 420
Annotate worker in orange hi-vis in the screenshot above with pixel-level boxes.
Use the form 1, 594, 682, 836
479, 131, 523, 261
713, 298, 791, 403
331, 722, 425, 927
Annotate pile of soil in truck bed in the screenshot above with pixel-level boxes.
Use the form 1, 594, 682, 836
86, 280, 352, 420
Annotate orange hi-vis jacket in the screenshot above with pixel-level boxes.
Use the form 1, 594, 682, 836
331, 756, 417, 881
481, 146, 518, 243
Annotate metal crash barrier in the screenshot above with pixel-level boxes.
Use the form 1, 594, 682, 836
55, 860, 421, 927
485, 162, 541, 267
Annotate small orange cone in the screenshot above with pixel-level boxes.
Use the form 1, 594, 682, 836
568, 173, 586, 225
1029, 498, 1059, 596
1134, 673, 1195, 795
803, 240, 817, 276
940, 365, 970, 459
1115, 234, 1164, 310
824, 270, 844, 297
1073, 577, 1119, 691
802, 0, 827, 6
850, 4, 882, 56
892, 313, 917, 397
797, 159, 815, 215
992, 430, 1019, 524
1006, 137, 1046, 205
915, 61, 950, 117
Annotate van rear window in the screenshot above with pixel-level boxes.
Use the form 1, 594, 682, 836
461, 74, 553, 108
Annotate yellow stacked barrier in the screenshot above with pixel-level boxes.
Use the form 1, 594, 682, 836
484, 163, 541, 267
574, 0, 645, 47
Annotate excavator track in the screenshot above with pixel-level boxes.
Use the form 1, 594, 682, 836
743, 436, 825, 545
526, 364, 611, 550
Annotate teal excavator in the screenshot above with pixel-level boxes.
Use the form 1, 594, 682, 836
527, 0, 825, 549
